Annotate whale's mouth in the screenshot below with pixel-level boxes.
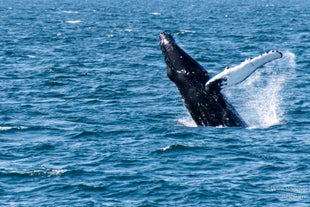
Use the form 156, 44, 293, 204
159, 32, 176, 58
159, 33, 177, 81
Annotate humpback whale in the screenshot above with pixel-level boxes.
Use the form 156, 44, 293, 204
159, 33, 282, 127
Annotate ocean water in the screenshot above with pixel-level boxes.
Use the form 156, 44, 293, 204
0, 0, 309, 206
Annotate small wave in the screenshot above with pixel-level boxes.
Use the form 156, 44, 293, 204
29, 169, 67, 177
72, 131, 100, 139
150, 12, 160, 16
0, 126, 28, 131
62, 10, 79, 14
124, 29, 134, 33
161, 144, 186, 151
154, 144, 202, 154
177, 30, 196, 35
66, 20, 82, 24
0, 169, 67, 178
26, 55, 36, 59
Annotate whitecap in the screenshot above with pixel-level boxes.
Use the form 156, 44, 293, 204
66, 20, 81, 24
178, 30, 196, 35
150, 12, 160, 16
0, 126, 13, 131
124, 29, 133, 33
26, 55, 36, 59
0, 126, 27, 131
30, 169, 67, 177
62, 10, 79, 14
162, 145, 172, 151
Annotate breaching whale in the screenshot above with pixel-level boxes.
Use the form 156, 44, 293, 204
159, 33, 282, 127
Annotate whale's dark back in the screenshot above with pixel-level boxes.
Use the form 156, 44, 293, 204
159, 33, 246, 127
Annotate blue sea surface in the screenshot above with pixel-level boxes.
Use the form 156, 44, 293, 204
0, 0, 309, 206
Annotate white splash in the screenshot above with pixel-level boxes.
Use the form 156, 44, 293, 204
228, 51, 296, 128
177, 116, 197, 127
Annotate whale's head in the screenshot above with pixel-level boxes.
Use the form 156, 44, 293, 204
159, 33, 209, 89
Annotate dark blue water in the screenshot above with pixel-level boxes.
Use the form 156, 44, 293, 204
0, 0, 309, 206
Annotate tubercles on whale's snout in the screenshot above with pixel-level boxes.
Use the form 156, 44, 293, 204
159, 32, 175, 45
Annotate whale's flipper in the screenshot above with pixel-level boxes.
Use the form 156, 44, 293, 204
205, 50, 283, 90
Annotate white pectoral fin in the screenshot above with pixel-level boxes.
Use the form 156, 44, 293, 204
205, 50, 282, 90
